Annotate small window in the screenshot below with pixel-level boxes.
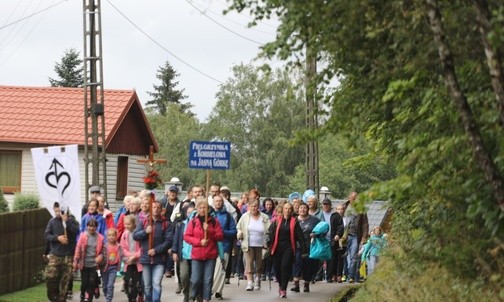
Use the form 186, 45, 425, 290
0, 150, 22, 193
116, 156, 128, 199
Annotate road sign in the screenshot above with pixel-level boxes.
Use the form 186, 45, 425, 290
189, 141, 231, 170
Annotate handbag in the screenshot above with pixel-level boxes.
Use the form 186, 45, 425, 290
359, 260, 367, 279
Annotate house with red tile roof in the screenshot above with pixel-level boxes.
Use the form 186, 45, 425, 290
0, 85, 159, 211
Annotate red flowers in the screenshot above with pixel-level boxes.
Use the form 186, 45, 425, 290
143, 170, 163, 190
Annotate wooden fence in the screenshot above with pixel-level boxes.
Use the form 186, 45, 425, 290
0, 208, 50, 295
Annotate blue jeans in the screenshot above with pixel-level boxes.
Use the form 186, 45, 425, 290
346, 235, 359, 280
367, 255, 378, 276
191, 259, 216, 301
142, 264, 164, 302
101, 265, 117, 302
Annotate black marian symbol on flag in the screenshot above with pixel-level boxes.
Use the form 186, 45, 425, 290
45, 158, 71, 196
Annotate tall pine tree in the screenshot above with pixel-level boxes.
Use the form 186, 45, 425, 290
49, 48, 84, 87
147, 61, 191, 115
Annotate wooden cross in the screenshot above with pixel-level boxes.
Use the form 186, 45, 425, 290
137, 145, 167, 168
137, 145, 167, 249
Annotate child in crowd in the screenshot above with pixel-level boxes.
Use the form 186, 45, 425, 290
361, 226, 387, 276
120, 214, 144, 302
101, 228, 122, 302
73, 218, 105, 302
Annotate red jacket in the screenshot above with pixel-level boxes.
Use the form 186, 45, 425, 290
101, 209, 114, 230
184, 215, 223, 260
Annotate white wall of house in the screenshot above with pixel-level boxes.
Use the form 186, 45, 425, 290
5, 148, 148, 214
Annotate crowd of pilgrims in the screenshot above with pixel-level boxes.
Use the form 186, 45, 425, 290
43, 184, 387, 302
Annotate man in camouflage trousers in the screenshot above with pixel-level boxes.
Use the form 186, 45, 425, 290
44, 202, 79, 302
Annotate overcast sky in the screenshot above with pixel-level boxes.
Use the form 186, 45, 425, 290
0, 0, 278, 121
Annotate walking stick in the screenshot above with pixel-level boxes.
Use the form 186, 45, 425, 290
269, 273, 271, 291
237, 245, 241, 287
204, 203, 208, 241
149, 192, 154, 250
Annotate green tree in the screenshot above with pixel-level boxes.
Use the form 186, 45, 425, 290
48, 48, 84, 87
204, 64, 305, 196
146, 104, 206, 188
147, 61, 191, 116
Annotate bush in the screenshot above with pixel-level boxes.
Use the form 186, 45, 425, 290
0, 189, 8, 213
12, 193, 40, 211
350, 244, 503, 302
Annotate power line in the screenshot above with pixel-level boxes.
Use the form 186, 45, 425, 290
185, 0, 263, 45
105, 0, 223, 84
1, 0, 23, 29
0, 1, 49, 67
0, 0, 44, 54
190, 0, 275, 36
0, 0, 67, 31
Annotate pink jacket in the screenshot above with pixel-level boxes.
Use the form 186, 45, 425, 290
73, 232, 105, 271
120, 229, 143, 272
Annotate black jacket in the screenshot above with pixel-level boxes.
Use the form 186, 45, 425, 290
44, 216, 79, 257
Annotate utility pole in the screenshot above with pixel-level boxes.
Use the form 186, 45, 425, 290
83, 0, 107, 203
305, 26, 319, 194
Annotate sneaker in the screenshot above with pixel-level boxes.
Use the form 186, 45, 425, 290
341, 275, 347, 282
290, 285, 300, 292
215, 293, 223, 300
246, 281, 254, 291
254, 277, 261, 290
280, 290, 287, 298
348, 278, 355, 283
175, 283, 182, 294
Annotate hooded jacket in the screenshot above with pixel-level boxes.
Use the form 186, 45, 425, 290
213, 207, 237, 253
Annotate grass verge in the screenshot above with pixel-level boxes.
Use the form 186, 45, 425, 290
0, 282, 80, 302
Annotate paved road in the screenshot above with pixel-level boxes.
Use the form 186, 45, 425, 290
76, 275, 348, 302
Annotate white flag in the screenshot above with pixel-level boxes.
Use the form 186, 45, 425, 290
31, 144, 81, 222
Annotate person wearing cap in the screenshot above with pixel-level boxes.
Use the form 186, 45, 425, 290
81, 186, 103, 218
288, 192, 301, 203
163, 186, 180, 221
90, 185, 101, 196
